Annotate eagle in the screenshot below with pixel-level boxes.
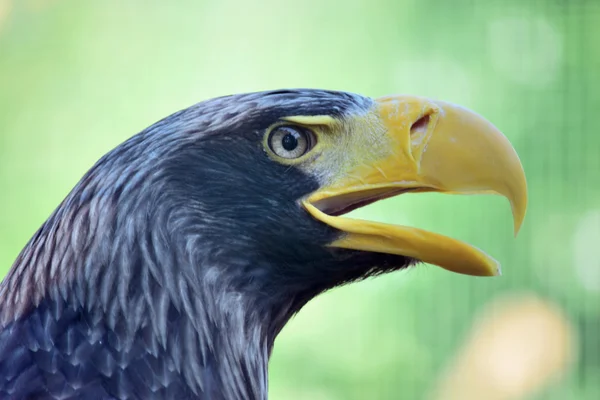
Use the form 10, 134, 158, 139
0, 89, 527, 399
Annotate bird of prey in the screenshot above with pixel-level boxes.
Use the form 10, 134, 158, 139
0, 89, 527, 399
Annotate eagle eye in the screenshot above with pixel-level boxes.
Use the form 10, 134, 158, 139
268, 126, 315, 159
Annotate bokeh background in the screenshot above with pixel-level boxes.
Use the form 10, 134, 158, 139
0, 0, 598, 399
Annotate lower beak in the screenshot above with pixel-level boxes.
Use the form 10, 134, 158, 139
302, 95, 528, 277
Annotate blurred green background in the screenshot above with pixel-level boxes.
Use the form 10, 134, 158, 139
0, 0, 598, 399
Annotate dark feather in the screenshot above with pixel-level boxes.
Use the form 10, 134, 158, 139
0, 89, 413, 399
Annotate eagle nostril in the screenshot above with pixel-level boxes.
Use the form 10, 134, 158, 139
410, 114, 430, 136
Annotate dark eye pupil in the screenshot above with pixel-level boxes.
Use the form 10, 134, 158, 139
281, 132, 298, 151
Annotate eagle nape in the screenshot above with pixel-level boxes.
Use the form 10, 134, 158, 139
0, 90, 527, 399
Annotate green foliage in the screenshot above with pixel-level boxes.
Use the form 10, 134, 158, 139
1, 0, 598, 398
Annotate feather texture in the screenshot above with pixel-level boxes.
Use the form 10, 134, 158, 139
0, 89, 409, 399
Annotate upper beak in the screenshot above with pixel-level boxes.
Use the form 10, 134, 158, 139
302, 95, 528, 277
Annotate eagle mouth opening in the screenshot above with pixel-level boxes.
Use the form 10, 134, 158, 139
310, 187, 419, 217
302, 186, 503, 277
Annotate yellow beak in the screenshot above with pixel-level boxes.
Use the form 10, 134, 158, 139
302, 95, 528, 277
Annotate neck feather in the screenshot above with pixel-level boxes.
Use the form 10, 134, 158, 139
0, 160, 293, 400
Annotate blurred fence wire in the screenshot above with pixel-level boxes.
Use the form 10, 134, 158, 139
0, 0, 598, 399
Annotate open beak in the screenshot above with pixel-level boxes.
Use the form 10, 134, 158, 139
302, 95, 528, 277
